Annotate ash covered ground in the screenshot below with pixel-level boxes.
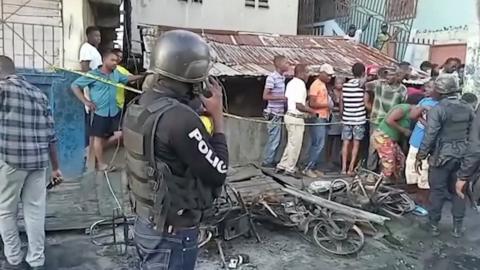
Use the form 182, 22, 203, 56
14, 206, 480, 270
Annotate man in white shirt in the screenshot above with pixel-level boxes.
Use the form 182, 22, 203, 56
79, 26, 102, 72
79, 26, 102, 114
79, 26, 102, 163
344, 16, 372, 44
276, 64, 316, 178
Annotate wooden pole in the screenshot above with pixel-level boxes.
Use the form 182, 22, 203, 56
281, 186, 390, 225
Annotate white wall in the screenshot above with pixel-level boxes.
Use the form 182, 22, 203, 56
63, 0, 96, 70
131, 0, 299, 53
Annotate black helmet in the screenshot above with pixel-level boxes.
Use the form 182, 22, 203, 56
149, 30, 212, 83
434, 73, 460, 95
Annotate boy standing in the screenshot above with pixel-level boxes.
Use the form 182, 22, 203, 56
340, 63, 367, 175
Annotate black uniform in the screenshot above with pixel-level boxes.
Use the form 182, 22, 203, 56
458, 108, 480, 206
417, 96, 474, 224
124, 85, 228, 270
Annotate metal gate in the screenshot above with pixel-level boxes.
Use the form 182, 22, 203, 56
0, 0, 63, 70
335, 0, 417, 60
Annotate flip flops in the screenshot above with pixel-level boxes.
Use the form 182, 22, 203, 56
412, 205, 428, 216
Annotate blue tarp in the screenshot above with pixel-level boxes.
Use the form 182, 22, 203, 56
18, 70, 85, 178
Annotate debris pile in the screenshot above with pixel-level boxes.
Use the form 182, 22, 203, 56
198, 164, 418, 268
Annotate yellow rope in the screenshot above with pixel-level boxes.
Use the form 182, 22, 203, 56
52, 66, 143, 94
53, 66, 367, 127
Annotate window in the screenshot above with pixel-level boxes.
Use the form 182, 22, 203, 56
386, 0, 417, 21
245, 0, 255, 7
259, 0, 269, 8
313, 25, 325, 36
192, 0, 203, 3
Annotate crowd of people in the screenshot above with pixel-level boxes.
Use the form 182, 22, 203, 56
261, 55, 478, 237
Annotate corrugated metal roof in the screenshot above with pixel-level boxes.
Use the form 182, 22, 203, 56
140, 25, 398, 77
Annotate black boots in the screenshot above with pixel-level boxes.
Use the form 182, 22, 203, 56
451, 219, 464, 238
427, 219, 464, 237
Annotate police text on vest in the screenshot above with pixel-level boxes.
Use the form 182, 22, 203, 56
188, 128, 228, 174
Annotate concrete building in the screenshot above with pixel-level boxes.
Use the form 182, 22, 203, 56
298, 0, 480, 93
0, 0, 122, 71
130, 0, 299, 53
402, 0, 480, 93
298, 0, 417, 60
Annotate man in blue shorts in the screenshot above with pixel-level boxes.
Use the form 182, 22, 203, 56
72, 49, 143, 171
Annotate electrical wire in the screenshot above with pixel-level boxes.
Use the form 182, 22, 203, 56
103, 103, 126, 213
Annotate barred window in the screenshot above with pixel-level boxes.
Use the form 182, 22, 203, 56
386, 0, 417, 21
245, 0, 255, 7
259, 0, 269, 8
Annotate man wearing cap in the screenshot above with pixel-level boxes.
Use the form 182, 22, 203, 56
415, 74, 475, 238
344, 16, 372, 44
303, 64, 335, 178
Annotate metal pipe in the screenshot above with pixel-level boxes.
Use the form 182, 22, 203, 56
11, 22, 14, 64
32, 24, 34, 68
51, 26, 54, 66
1, 0, 4, 55
281, 186, 390, 225
42, 25, 45, 70
22, 23, 25, 68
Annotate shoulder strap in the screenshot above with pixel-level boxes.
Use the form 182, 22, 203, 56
144, 97, 178, 176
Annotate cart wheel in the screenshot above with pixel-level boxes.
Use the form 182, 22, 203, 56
376, 191, 416, 217
312, 219, 365, 255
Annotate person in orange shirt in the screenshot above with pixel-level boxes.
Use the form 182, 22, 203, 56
303, 64, 335, 178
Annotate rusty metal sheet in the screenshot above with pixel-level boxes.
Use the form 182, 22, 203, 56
141, 25, 397, 76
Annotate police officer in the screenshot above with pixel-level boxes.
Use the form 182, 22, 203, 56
457, 105, 480, 211
122, 30, 229, 269
415, 73, 475, 238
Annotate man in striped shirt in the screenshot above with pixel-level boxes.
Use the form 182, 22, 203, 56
340, 63, 367, 175
262, 55, 289, 167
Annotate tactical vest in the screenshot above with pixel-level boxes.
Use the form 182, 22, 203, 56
438, 100, 472, 143
122, 96, 217, 231
122, 97, 176, 232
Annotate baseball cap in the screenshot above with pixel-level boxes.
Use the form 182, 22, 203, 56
320, 64, 335, 75
366, 65, 379, 76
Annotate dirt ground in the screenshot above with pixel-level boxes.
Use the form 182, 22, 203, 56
6, 164, 480, 270
13, 205, 477, 270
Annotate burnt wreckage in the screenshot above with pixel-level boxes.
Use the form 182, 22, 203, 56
87, 165, 417, 267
